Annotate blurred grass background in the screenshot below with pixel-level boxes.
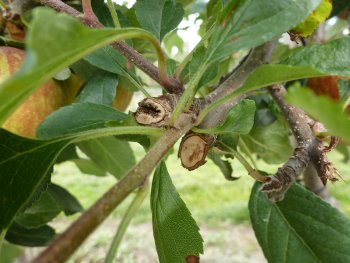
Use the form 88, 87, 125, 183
43, 143, 350, 263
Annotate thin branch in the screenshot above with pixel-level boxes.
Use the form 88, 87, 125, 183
39, 0, 184, 94
262, 84, 338, 201
197, 41, 276, 128
33, 114, 194, 263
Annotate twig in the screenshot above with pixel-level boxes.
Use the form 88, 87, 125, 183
197, 41, 276, 128
33, 114, 194, 263
262, 84, 338, 201
39, 0, 184, 94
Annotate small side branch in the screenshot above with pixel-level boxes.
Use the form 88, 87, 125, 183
263, 84, 339, 201
39, 0, 184, 94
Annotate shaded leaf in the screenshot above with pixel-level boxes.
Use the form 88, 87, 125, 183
48, 184, 83, 216
84, 46, 127, 76
75, 73, 118, 106
55, 144, 78, 164
151, 162, 203, 262
78, 136, 136, 179
73, 159, 107, 177
241, 120, 292, 164
15, 190, 61, 229
135, 0, 184, 41
0, 129, 69, 232
207, 152, 238, 181
37, 103, 127, 139
204, 100, 256, 135
5, 223, 55, 247
249, 182, 350, 263
286, 87, 350, 144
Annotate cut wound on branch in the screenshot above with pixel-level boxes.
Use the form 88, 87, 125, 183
179, 132, 215, 171
135, 95, 178, 127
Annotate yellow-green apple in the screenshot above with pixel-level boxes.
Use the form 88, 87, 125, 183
0, 46, 65, 138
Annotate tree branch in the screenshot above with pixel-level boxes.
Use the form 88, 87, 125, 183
199, 41, 276, 129
38, 0, 184, 94
33, 114, 194, 263
262, 84, 338, 201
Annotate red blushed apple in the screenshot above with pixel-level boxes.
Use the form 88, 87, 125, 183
0, 46, 65, 138
306, 75, 350, 113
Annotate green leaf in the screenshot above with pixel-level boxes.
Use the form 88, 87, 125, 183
204, 99, 256, 135
92, 0, 114, 27
235, 38, 350, 96
37, 103, 128, 139
206, 0, 321, 62
75, 73, 118, 106
331, 0, 350, 17
285, 87, 350, 144
48, 184, 83, 216
0, 7, 158, 125
338, 78, 350, 104
73, 159, 107, 177
207, 152, 238, 181
84, 46, 127, 76
15, 189, 61, 229
241, 120, 292, 164
249, 182, 350, 263
151, 162, 203, 262
0, 129, 69, 232
0, 242, 23, 263
5, 223, 55, 247
0, 125, 161, 233
78, 136, 136, 179
134, 0, 184, 41
282, 37, 350, 77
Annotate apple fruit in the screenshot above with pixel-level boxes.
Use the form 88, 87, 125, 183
306, 76, 350, 113
112, 82, 133, 112
306, 76, 341, 101
0, 46, 66, 138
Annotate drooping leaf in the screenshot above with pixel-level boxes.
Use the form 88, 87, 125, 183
206, 0, 321, 63
134, 0, 184, 41
207, 152, 238, 181
286, 87, 350, 144
84, 46, 127, 76
0, 129, 69, 232
249, 182, 350, 263
0, 7, 159, 125
73, 159, 107, 177
37, 103, 128, 139
241, 120, 292, 164
48, 184, 83, 216
15, 189, 61, 229
203, 99, 256, 135
151, 162, 203, 262
75, 73, 118, 106
78, 136, 136, 179
5, 223, 55, 247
